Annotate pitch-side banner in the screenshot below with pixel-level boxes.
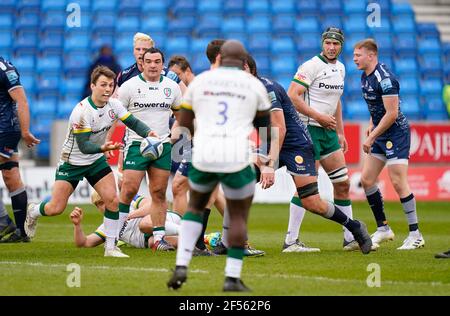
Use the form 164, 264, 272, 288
410, 124, 450, 163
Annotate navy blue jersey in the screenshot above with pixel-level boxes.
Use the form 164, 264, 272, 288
0, 57, 21, 133
361, 63, 409, 136
116, 63, 180, 87
259, 76, 312, 150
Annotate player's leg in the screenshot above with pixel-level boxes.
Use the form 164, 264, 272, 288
0, 198, 16, 240
25, 180, 74, 238
360, 153, 395, 246
294, 174, 372, 254
172, 163, 189, 215
320, 149, 354, 249
387, 163, 424, 250
168, 166, 216, 290
0, 156, 28, 240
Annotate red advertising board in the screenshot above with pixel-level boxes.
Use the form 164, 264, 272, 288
410, 124, 450, 163
348, 166, 450, 201
343, 124, 360, 164
108, 123, 125, 165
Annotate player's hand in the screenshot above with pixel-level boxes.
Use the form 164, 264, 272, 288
104, 150, 114, 159
338, 134, 348, 154
101, 141, 122, 152
70, 207, 83, 225
22, 131, 41, 148
148, 130, 159, 138
363, 135, 375, 154
260, 166, 275, 189
317, 114, 336, 130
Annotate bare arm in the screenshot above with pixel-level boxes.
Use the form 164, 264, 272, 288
335, 99, 348, 153
363, 96, 399, 153
127, 198, 152, 220
9, 87, 40, 147
287, 82, 336, 130
69, 207, 104, 248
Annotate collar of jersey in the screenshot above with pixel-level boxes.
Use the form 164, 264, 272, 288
87, 96, 98, 110
317, 54, 329, 64
219, 66, 241, 70
139, 73, 163, 83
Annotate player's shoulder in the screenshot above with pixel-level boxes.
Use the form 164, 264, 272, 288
373, 63, 396, 83
120, 63, 138, 76
336, 60, 346, 69
108, 97, 125, 108
0, 57, 17, 73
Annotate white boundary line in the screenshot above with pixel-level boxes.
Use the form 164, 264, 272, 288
1, 261, 448, 288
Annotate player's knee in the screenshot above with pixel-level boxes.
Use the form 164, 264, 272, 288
104, 195, 119, 210
334, 179, 350, 196
360, 174, 375, 189
151, 187, 166, 202
172, 179, 187, 196
121, 181, 139, 201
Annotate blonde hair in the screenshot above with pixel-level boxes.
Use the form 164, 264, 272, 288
354, 38, 378, 54
91, 190, 102, 206
133, 32, 154, 47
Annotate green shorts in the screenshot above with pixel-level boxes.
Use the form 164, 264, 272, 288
307, 125, 341, 161
55, 156, 111, 183
123, 141, 172, 171
188, 165, 256, 199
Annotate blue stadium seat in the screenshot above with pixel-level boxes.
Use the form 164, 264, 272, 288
64, 52, 90, 74
346, 100, 370, 120
14, 55, 35, 73
371, 33, 393, 54
246, 0, 270, 16
92, 13, 117, 33
165, 37, 190, 57
19, 73, 35, 93
114, 35, 133, 54
16, 13, 39, 30
68, 0, 90, 11
198, 0, 222, 14
191, 52, 210, 74
190, 38, 211, 54
272, 15, 296, 36
272, 0, 295, 15
142, 1, 169, 13
296, 33, 321, 54
391, 2, 414, 16
221, 17, 245, 34
423, 96, 449, 120
141, 15, 167, 33
346, 74, 362, 95
379, 54, 394, 70
0, 14, 13, 30
297, 0, 319, 16
118, 52, 135, 69
32, 99, 57, 118
394, 58, 418, 76
0, 32, 13, 49
64, 33, 90, 51
253, 54, 270, 76
194, 16, 222, 38
343, 0, 366, 14
91, 34, 115, 54
392, 15, 416, 33
399, 77, 419, 95
115, 16, 140, 33
418, 38, 441, 55
271, 55, 297, 76
247, 16, 271, 33
36, 56, 61, 74
419, 54, 442, 75
18, 0, 40, 13
400, 97, 422, 120
118, 0, 142, 14
343, 14, 367, 33
321, 15, 342, 30
320, 0, 342, 15
367, 18, 391, 34
57, 99, 77, 119
0, 0, 18, 13
13, 32, 38, 52
223, 0, 245, 15
172, 0, 196, 18
148, 32, 167, 49
271, 38, 296, 55
41, 11, 66, 31
248, 34, 271, 54
295, 16, 320, 33
60, 77, 85, 96
167, 17, 195, 36
344, 33, 368, 54
92, 0, 117, 12
417, 23, 440, 39
395, 35, 417, 58
273, 75, 292, 91
343, 55, 359, 75
420, 79, 443, 95
37, 140, 50, 159
41, 0, 67, 11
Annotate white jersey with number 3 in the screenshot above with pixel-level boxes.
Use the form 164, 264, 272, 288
293, 55, 345, 127
182, 67, 271, 173
118, 74, 182, 145
60, 97, 130, 166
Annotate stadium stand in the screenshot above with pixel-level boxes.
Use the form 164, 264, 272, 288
0, 0, 448, 159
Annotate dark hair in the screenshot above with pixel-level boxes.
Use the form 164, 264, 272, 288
168, 55, 192, 71
90, 65, 116, 84
246, 54, 257, 76
142, 47, 165, 63
206, 39, 226, 64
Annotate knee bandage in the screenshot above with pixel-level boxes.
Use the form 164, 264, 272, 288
0, 161, 19, 170
328, 167, 348, 183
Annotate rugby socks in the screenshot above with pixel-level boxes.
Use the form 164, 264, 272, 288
29, 202, 47, 218
117, 203, 130, 239
103, 209, 119, 250
176, 212, 203, 267
195, 208, 211, 250
400, 193, 419, 232
10, 187, 27, 236
284, 196, 306, 245
221, 207, 230, 248
335, 199, 355, 242
165, 221, 180, 235
225, 247, 244, 279
323, 202, 360, 232
153, 227, 166, 243
365, 185, 388, 227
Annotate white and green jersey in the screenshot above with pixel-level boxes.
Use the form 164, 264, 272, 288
292, 54, 345, 127
60, 97, 130, 166
182, 67, 271, 173
117, 74, 182, 147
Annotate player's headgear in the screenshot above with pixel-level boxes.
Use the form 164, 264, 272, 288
321, 27, 344, 58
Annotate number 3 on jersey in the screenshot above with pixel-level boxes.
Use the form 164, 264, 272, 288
216, 101, 228, 125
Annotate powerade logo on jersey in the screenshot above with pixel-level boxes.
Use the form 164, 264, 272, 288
318, 82, 344, 90
133, 102, 171, 109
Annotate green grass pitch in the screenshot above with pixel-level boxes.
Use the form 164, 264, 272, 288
1, 202, 449, 296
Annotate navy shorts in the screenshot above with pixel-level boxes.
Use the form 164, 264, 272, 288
0, 131, 21, 159
278, 145, 317, 176
176, 160, 191, 177
371, 130, 410, 165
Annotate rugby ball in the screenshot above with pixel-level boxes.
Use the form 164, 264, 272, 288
140, 136, 163, 160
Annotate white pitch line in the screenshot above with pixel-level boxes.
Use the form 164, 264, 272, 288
1, 261, 448, 288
